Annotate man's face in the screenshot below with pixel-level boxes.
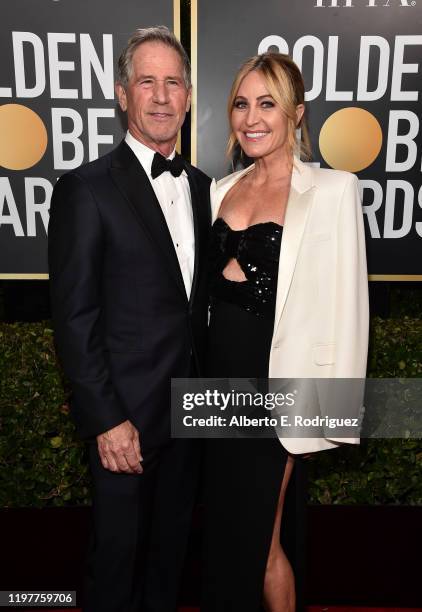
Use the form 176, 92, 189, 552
116, 42, 191, 156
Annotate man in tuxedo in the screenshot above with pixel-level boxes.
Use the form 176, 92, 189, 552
48, 26, 211, 612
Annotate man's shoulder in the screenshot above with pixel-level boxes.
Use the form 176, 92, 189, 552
60, 146, 117, 183
53, 142, 131, 200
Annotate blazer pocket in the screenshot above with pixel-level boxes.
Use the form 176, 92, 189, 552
312, 343, 336, 366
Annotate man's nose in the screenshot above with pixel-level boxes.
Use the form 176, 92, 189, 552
152, 80, 169, 104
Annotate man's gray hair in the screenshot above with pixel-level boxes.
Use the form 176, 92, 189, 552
116, 26, 191, 89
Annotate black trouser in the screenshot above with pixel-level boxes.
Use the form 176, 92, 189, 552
84, 438, 201, 612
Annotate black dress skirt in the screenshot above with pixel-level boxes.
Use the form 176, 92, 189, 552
202, 219, 306, 612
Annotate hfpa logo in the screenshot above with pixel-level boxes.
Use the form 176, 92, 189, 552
315, 0, 415, 6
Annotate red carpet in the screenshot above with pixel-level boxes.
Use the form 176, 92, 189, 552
307, 609, 422, 612
27, 606, 422, 612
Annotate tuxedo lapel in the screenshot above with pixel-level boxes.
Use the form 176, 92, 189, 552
273, 160, 316, 335
109, 141, 187, 300
184, 164, 209, 306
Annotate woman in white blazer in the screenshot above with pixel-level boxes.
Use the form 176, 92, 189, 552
202, 53, 369, 612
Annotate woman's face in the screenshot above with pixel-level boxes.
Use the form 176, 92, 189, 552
231, 70, 303, 162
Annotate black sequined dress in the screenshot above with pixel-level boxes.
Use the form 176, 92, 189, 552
202, 218, 305, 612
209, 217, 282, 321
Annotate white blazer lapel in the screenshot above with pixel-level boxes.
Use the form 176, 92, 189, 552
273, 160, 316, 335
211, 165, 255, 222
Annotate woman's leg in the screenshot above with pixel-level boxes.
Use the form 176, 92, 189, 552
263, 455, 296, 612
202, 438, 290, 612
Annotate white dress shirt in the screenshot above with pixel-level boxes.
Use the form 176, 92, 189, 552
125, 131, 195, 299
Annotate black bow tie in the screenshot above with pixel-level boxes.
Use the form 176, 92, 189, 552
151, 152, 185, 179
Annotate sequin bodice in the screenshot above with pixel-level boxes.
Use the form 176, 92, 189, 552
209, 218, 283, 318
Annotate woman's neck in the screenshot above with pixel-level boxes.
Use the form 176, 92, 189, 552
251, 152, 293, 187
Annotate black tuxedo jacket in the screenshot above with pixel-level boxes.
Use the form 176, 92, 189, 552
48, 140, 211, 447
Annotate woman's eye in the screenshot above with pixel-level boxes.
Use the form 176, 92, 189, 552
261, 100, 275, 108
233, 100, 247, 109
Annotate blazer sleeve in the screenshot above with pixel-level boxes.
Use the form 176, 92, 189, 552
48, 172, 127, 439
334, 173, 369, 378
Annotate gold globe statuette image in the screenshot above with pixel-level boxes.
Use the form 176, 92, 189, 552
319, 107, 383, 173
0, 103, 48, 171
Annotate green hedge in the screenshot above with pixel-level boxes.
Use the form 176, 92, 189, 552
0, 324, 90, 507
0, 318, 421, 507
308, 316, 422, 505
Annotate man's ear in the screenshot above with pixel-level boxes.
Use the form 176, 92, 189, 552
296, 103, 305, 126
186, 86, 192, 113
115, 83, 128, 112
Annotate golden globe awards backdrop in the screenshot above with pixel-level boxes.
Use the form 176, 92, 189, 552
0, 0, 177, 278
193, 0, 422, 277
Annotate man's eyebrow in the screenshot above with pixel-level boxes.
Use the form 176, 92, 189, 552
136, 74, 183, 80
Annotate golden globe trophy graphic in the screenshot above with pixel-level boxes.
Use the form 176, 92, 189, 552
319, 107, 383, 173
0, 103, 48, 171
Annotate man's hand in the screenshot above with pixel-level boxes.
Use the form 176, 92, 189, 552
97, 420, 143, 474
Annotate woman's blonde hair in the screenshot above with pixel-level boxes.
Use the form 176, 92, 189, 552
227, 52, 312, 161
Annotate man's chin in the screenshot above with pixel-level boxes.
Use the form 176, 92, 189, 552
129, 125, 180, 151
149, 131, 179, 146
